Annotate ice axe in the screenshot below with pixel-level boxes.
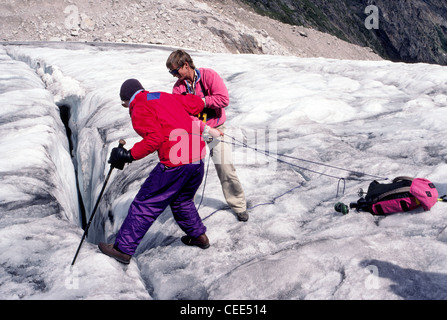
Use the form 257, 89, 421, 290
71, 139, 126, 266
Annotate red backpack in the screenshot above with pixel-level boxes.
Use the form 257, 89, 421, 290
350, 177, 438, 215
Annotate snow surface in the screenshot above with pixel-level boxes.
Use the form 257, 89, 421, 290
1, 42, 447, 300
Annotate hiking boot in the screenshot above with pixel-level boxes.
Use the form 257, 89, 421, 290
237, 211, 249, 222
181, 233, 210, 249
98, 243, 131, 264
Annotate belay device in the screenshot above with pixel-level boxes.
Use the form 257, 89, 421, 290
337, 176, 440, 215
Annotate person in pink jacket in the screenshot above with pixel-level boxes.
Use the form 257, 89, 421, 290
166, 50, 248, 222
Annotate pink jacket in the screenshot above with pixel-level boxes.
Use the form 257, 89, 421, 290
172, 68, 229, 128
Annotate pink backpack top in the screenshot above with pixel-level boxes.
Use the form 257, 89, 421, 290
350, 176, 438, 215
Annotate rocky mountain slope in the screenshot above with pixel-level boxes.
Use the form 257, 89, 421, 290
0, 0, 381, 61
240, 0, 447, 65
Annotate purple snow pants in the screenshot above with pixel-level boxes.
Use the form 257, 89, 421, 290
114, 161, 206, 255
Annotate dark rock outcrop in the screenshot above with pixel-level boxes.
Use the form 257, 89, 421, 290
240, 0, 447, 65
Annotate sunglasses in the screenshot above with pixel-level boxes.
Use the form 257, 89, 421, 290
169, 65, 183, 76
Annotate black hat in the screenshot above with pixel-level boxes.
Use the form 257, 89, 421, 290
120, 79, 144, 101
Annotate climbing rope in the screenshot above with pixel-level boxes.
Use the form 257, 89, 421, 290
197, 149, 212, 212
198, 133, 389, 220
223, 133, 388, 182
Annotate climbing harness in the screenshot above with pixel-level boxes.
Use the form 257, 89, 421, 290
198, 112, 207, 123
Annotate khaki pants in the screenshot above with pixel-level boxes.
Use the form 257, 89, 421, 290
208, 126, 246, 214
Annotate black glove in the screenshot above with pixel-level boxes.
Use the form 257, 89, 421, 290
108, 146, 134, 170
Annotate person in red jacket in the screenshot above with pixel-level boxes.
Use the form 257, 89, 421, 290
99, 79, 221, 264
166, 50, 248, 222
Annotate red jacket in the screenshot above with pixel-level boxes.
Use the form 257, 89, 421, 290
129, 91, 205, 167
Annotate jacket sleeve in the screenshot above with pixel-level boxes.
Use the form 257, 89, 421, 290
129, 102, 163, 160
201, 69, 229, 110
172, 80, 184, 95
190, 115, 206, 131
175, 93, 205, 116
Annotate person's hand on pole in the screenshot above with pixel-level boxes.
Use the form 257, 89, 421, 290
108, 139, 133, 170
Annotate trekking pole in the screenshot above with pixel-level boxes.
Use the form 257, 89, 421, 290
71, 139, 126, 266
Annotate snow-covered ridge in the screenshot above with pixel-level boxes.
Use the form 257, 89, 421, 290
1, 42, 447, 300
